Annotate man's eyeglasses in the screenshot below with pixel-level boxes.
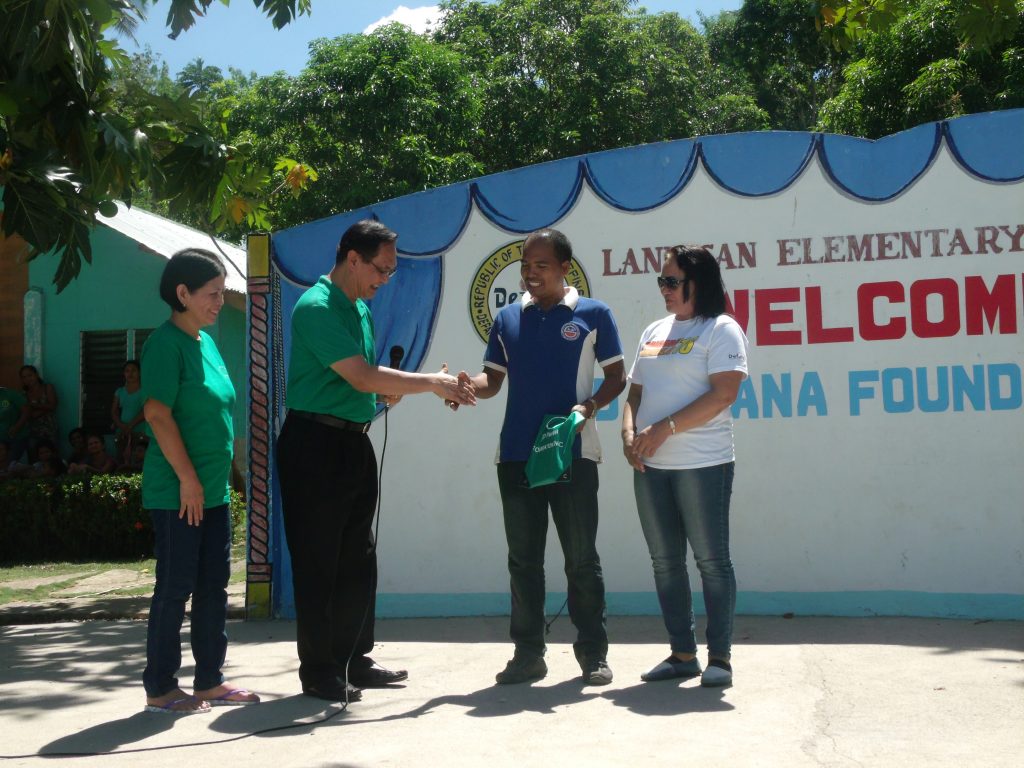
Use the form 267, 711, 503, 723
370, 261, 397, 279
656, 276, 684, 290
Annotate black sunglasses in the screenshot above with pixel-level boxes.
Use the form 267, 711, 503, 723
656, 276, 685, 290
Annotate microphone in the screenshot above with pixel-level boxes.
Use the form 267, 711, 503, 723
389, 345, 404, 370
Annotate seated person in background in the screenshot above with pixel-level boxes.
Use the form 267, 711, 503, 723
67, 427, 88, 464
30, 439, 67, 478
68, 432, 116, 475
118, 434, 149, 474
0, 440, 29, 480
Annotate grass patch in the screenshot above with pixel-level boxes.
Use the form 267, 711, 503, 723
0, 558, 153, 606
0, 550, 247, 606
0, 516, 248, 607
0, 562, 107, 581
0, 577, 89, 605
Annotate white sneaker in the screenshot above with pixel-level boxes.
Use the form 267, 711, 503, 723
700, 659, 732, 687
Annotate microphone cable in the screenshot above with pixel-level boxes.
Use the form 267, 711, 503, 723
0, 402, 395, 761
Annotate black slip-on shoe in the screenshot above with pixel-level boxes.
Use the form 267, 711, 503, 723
302, 677, 363, 702
347, 662, 409, 688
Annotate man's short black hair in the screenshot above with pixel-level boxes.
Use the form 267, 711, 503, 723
523, 228, 572, 263
159, 249, 226, 312
668, 245, 728, 318
336, 219, 398, 265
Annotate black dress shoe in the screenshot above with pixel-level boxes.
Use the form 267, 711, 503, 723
347, 662, 408, 688
302, 677, 362, 702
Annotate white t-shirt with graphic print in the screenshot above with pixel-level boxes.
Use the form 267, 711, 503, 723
627, 313, 749, 470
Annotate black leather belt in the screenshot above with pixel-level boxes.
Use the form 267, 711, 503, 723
289, 409, 371, 433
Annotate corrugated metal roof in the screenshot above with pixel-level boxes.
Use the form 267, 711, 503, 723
99, 203, 247, 294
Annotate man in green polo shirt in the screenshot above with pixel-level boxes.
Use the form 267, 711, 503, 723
276, 219, 474, 703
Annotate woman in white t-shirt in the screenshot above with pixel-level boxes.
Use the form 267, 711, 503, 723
622, 245, 749, 688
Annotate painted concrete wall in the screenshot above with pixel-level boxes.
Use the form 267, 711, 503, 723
26, 226, 247, 453
257, 112, 1024, 620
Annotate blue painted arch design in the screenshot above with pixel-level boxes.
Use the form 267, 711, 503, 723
818, 123, 942, 202
272, 109, 1023, 265
943, 110, 1024, 182
268, 109, 1024, 382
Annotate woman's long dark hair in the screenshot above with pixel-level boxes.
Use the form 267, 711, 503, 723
20, 364, 46, 391
668, 245, 727, 318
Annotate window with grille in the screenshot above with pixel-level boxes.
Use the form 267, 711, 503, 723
79, 329, 154, 435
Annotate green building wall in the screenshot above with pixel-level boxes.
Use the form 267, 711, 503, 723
26, 226, 248, 455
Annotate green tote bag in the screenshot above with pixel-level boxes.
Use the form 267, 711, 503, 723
523, 412, 586, 488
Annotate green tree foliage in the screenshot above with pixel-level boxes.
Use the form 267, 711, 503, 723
7, 0, 1020, 286
816, 0, 1021, 52
435, 0, 767, 174
163, 0, 311, 39
818, 0, 1024, 137
0, 0, 314, 291
223, 25, 483, 230
113, 46, 180, 102
704, 0, 851, 130
176, 57, 225, 97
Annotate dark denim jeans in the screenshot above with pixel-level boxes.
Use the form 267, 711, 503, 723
142, 505, 230, 697
497, 459, 608, 663
633, 462, 737, 658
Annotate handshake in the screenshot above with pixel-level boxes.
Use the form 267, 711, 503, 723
425, 364, 477, 411
373, 362, 479, 410
443, 369, 477, 411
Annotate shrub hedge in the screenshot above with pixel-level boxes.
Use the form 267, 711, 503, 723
0, 475, 245, 564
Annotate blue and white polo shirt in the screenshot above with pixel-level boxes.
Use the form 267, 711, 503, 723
484, 287, 623, 463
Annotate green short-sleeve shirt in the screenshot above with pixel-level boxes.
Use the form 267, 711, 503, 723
286, 275, 376, 422
140, 321, 235, 509
115, 386, 147, 434
0, 387, 27, 440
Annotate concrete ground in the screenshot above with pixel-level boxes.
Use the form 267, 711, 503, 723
0, 614, 1021, 768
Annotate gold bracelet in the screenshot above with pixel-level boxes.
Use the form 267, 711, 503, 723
585, 397, 598, 418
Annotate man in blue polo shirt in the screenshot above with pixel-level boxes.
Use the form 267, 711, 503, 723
461, 228, 626, 685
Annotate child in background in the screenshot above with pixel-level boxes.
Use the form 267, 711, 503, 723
69, 433, 116, 475
67, 427, 88, 464
119, 434, 149, 474
30, 439, 67, 478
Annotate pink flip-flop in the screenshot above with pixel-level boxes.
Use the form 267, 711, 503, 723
144, 696, 211, 715
202, 688, 261, 707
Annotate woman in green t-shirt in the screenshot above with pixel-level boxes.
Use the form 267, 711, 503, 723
140, 248, 260, 715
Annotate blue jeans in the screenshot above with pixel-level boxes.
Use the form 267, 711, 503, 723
143, 505, 231, 697
497, 459, 608, 662
633, 462, 736, 658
